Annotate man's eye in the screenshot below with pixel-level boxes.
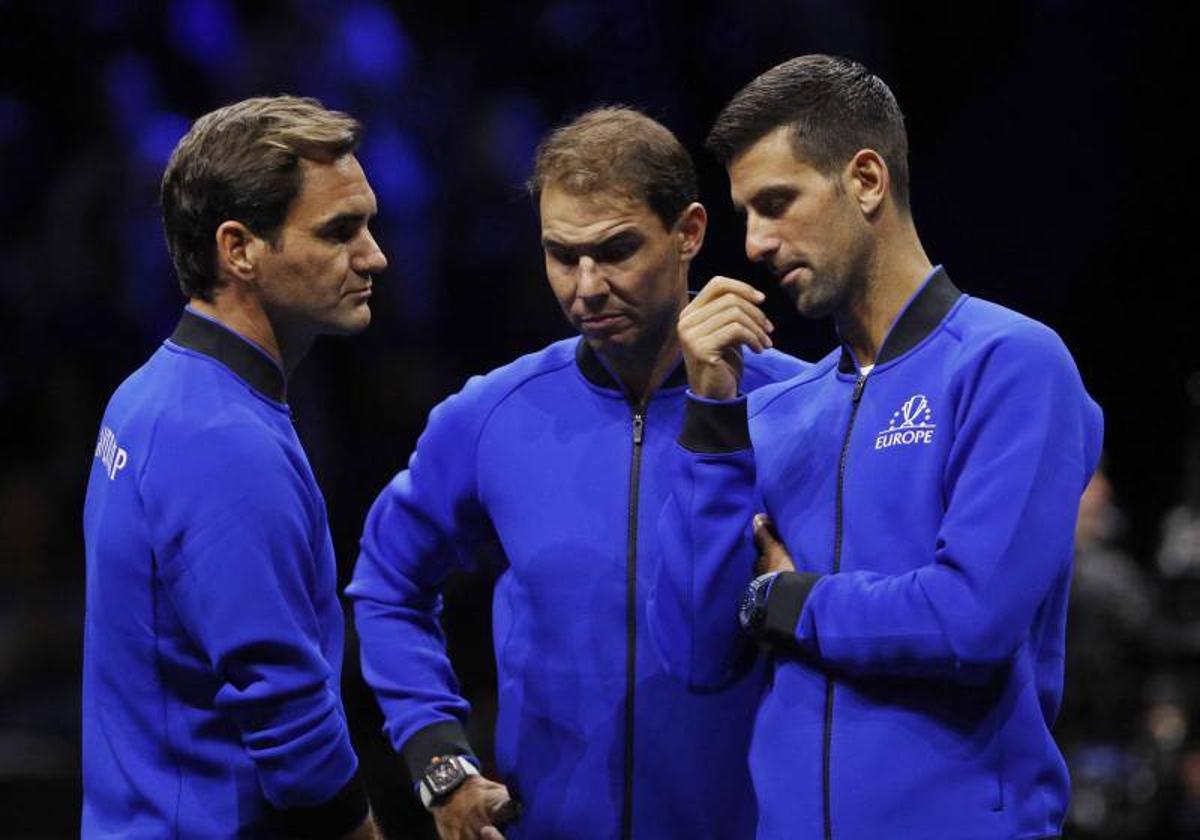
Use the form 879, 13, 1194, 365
547, 247, 578, 266
758, 198, 789, 218
596, 241, 639, 263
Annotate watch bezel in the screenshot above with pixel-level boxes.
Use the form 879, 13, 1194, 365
739, 572, 779, 634
419, 755, 478, 808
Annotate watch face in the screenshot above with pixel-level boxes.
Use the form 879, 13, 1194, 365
738, 585, 757, 630
427, 759, 465, 795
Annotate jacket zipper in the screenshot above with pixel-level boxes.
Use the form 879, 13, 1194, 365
621, 404, 647, 840
823, 373, 868, 840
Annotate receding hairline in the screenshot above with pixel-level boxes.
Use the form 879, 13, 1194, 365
527, 105, 698, 229
537, 182, 674, 243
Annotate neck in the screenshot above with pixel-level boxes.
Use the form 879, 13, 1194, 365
835, 220, 933, 370
600, 291, 687, 404
603, 329, 682, 406
189, 293, 311, 377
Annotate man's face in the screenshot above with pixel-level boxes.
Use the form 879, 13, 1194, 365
540, 185, 689, 360
728, 126, 869, 318
254, 154, 387, 337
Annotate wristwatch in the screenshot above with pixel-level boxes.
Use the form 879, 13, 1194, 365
738, 571, 781, 636
418, 754, 480, 808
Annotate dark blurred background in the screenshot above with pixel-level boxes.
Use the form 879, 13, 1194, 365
2, 1, 1198, 837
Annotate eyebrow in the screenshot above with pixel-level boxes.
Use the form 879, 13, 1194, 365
541, 229, 642, 251
314, 210, 374, 235
748, 185, 797, 208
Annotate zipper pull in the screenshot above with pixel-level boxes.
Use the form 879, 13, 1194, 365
632, 412, 645, 445
852, 375, 867, 404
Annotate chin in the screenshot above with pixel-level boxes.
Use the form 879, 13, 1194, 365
328, 306, 372, 335
790, 279, 841, 320
794, 297, 837, 319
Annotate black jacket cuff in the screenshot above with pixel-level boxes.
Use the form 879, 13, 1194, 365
267, 771, 370, 839
763, 572, 821, 646
401, 719, 477, 781
679, 395, 750, 453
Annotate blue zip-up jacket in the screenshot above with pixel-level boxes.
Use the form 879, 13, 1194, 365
649, 268, 1103, 839
82, 310, 366, 838
347, 337, 807, 839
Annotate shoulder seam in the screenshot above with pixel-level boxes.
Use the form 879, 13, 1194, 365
750, 355, 839, 418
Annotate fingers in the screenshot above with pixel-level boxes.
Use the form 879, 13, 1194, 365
690, 275, 764, 307
680, 276, 773, 399
479, 828, 505, 840
753, 513, 796, 575
752, 514, 780, 551
432, 778, 515, 840
681, 278, 772, 348
683, 305, 773, 354
680, 281, 774, 336
488, 792, 520, 825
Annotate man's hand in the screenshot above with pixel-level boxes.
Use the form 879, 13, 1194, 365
341, 812, 383, 840
753, 514, 795, 576
431, 776, 519, 840
678, 277, 774, 400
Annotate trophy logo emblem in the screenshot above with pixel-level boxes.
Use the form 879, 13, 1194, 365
899, 394, 929, 429
876, 394, 936, 450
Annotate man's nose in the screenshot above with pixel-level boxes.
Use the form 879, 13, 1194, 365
744, 215, 778, 264
577, 255, 607, 299
354, 228, 388, 275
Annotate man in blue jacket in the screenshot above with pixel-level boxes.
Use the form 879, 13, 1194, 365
347, 107, 807, 839
82, 96, 387, 838
649, 55, 1104, 839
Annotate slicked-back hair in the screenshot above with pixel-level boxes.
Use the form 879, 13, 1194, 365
527, 106, 698, 230
161, 95, 362, 301
706, 55, 910, 210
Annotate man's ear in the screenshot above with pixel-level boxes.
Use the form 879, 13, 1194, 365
675, 202, 708, 263
214, 220, 262, 284
845, 149, 888, 216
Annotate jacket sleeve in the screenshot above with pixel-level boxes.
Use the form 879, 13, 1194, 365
345, 381, 495, 778
646, 394, 762, 692
767, 324, 1104, 680
143, 422, 365, 823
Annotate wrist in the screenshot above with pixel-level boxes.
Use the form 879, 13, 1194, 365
683, 357, 740, 401
688, 373, 739, 401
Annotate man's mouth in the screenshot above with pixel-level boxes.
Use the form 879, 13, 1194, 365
776, 263, 809, 289
772, 260, 806, 279
579, 313, 628, 332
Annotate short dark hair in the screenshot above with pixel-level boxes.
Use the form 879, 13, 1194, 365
706, 55, 910, 209
161, 95, 363, 301
527, 106, 697, 230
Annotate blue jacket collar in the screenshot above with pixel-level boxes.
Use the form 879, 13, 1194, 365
837, 266, 961, 374
574, 337, 688, 398
169, 308, 287, 402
